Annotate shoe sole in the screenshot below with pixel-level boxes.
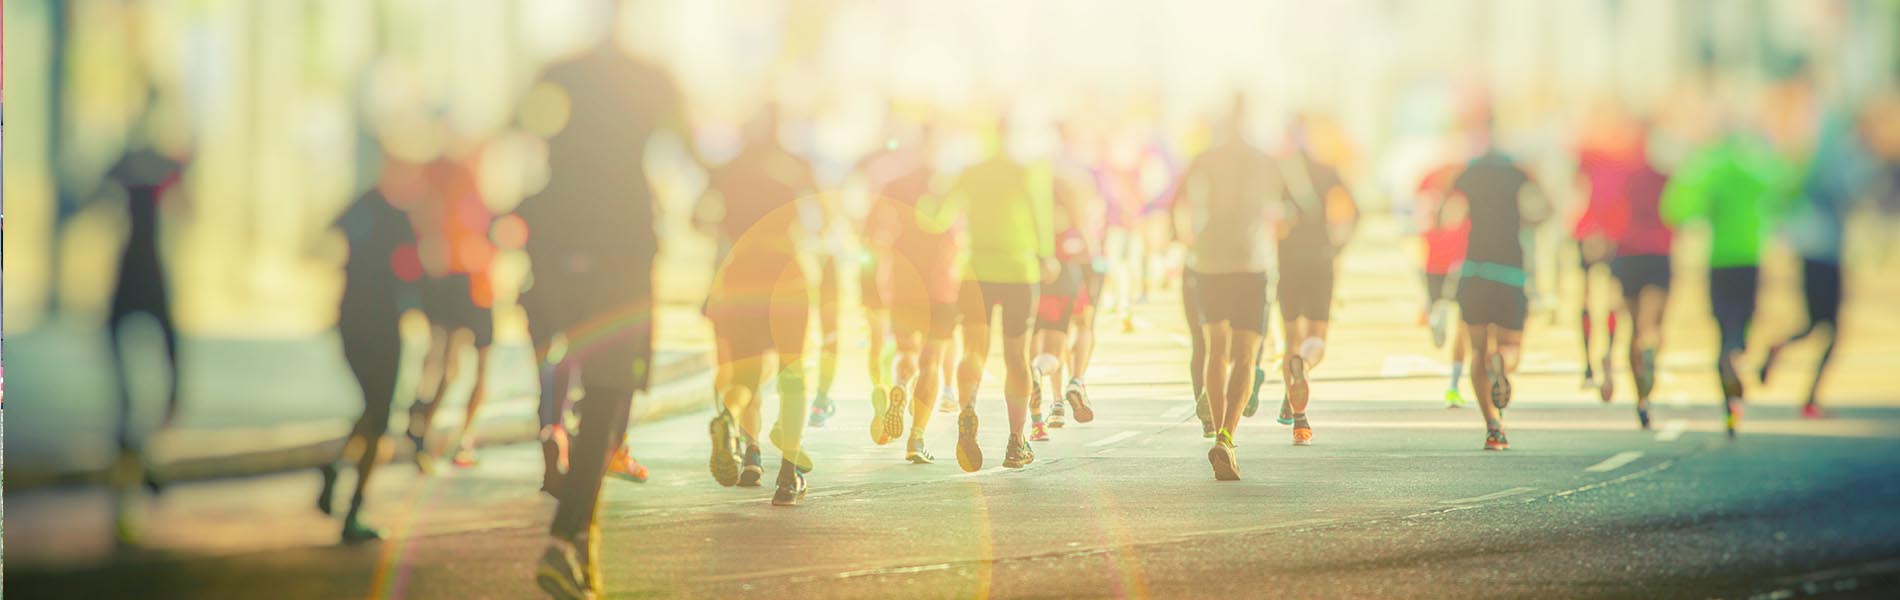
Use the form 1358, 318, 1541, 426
1208, 446, 1240, 481
877, 387, 907, 446
1066, 388, 1095, 423
771, 487, 808, 507
536, 561, 590, 600
956, 412, 983, 472
1293, 428, 1313, 446
869, 389, 889, 443
738, 466, 762, 488
709, 416, 740, 487
907, 452, 934, 465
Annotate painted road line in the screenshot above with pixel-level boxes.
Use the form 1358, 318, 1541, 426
1171, 334, 1194, 348
1161, 403, 1197, 420
1437, 486, 1537, 505
1656, 419, 1687, 442
1087, 431, 1143, 447
1584, 451, 1645, 473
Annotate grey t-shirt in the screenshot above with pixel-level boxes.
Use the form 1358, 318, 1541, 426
1178, 138, 1279, 274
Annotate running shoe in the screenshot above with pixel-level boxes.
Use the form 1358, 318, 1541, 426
1002, 436, 1035, 468
1276, 395, 1294, 426
809, 392, 836, 428
937, 388, 959, 413
1292, 415, 1313, 446
1049, 396, 1067, 428
1598, 357, 1615, 404
1444, 388, 1466, 408
956, 409, 983, 472
1029, 421, 1050, 442
340, 515, 384, 544
1066, 379, 1095, 423
1488, 353, 1512, 410
708, 412, 741, 487
906, 436, 936, 465
1244, 365, 1265, 417
738, 445, 763, 488
451, 446, 480, 469
1635, 401, 1652, 430
771, 460, 809, 507
1725, 398, 1743, 439
1483, 429, 1510, 451
1208, 431, 1239, 481
1801, 404, 1828, 419
874, 385, 906, 446
536, 537, 595, 600
607, 446, 648, 483
1197, 391, 1215, 437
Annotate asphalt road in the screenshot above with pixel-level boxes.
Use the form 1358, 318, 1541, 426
10, 228, 1900, 599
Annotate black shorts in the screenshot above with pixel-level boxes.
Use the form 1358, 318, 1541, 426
420, 274, 495, 347
1035, 262, 1092, 332
959, 280, 1038, 338
1611, 254, 1672, 302
522, 264, 655, 395
1709, 266, 1759, 354
1802, 259, 1843, 327
1428, 271, 1451, 301
1195, 271, 1269, 334
1277, 258, 1335, 322
1458, 277, 1527, 331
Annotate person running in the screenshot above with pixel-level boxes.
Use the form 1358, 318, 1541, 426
804, 188, 849, 428
703, 105, 820, 504
1440, 123, 1551, 451
1760, 107, 1873, 419
847, 118, 914, 435
1417, 161, 1471, 408
405, 155, 499, 471
1176, 97, 1277, 480
862, 124, 956, 462
1606, 128, 1674, 429
1571, 105, 1637, 399
518, 28, 684, 598
318, 166, 413, 544
1661, 127, 1795, 438
1028, 153, 1102, 440
940, 118, 1056, 472
1271, 118, 1358, 446
104, 140, 183, 545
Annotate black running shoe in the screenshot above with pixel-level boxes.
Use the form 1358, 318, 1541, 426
708, 412, 741, 487
340, 515, 384, 544
536, 537, 594, 600
738, 445, 763, 488
1002, 436, 1034, 469
956, 409, 983, 472
772, 460, 809, 507
1488, 353, 1512, 410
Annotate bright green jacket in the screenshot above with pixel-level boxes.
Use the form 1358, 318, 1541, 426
1660, 134, 1797, 268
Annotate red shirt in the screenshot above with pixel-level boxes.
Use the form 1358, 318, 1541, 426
1416, 163, 1468, 275
1616, 163, 1673, 256
1573, 145, 1636, 242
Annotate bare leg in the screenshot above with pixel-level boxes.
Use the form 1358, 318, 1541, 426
1203, 322, 1234, 433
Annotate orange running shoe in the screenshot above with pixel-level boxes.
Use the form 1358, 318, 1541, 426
608, 446, 649, 483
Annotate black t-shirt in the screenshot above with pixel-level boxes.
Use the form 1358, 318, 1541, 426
1453, 153, 1532, 268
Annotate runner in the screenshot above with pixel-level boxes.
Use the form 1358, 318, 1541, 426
1606, 128, 1673, 429
319, 173, 412, 544
940, 118, 1056, 472
1175, 97, 1277, 479
1572, 105, 1637, 401
1417, 161, 1470, 408
1661, 127, 1795, 438
862, 124, 955, 461
405, 155, 499, 471
804, 188, 849, 429
518, 31, 684, 598
1028, 149, 1102, 440
1271, 118, 1358, 446
1760, 107, 1873, 419
104, 142, 183, 545
1439, 121, 1551, 451
847, 117, 914, 435
703, 105, 820, 503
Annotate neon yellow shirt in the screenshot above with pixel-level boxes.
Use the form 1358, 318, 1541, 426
933, 157, 1054, 283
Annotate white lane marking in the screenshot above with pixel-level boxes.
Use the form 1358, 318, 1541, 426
1584, 450, 1645, 473
1437, 486, 1537, 505
1655, 419, 1687, 442
1086, 431, 1142, 447
1161, 403, 1197, 419
1380, 353, 1444, 378
1667, 392, 1689, 408
1170, 334, 1193, 348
